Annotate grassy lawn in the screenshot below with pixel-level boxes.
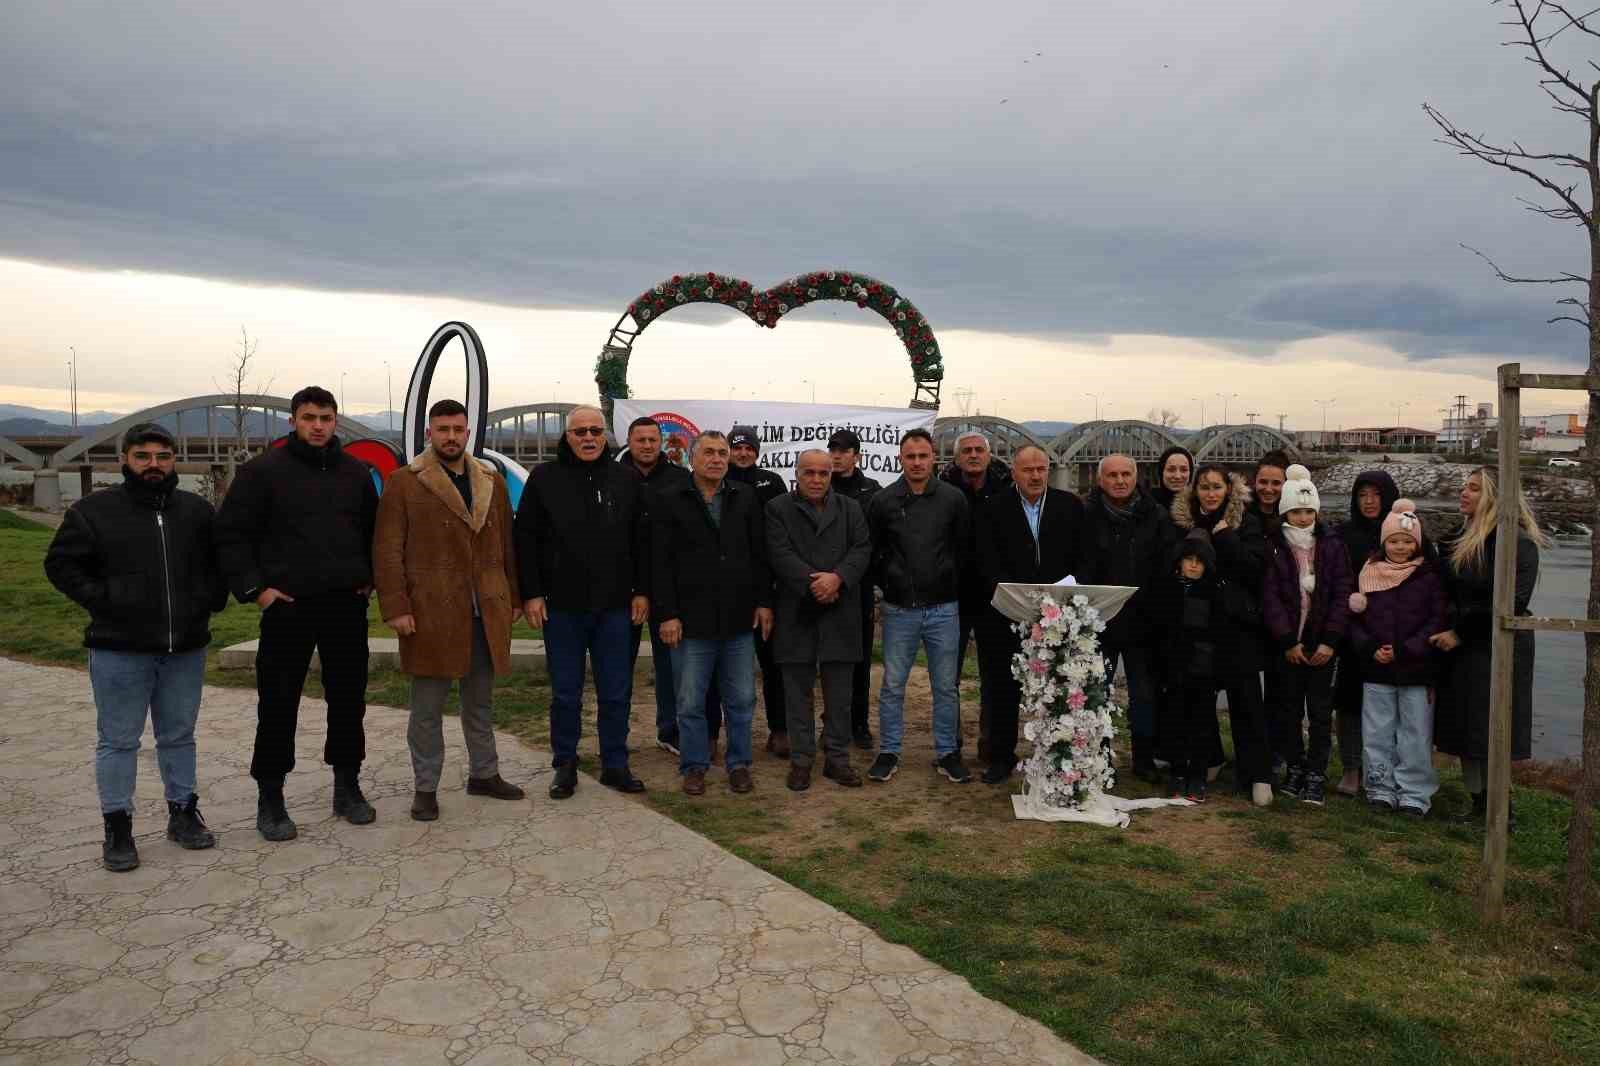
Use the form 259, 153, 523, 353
7, 507, 1598, 1064
0, 510, 550, 742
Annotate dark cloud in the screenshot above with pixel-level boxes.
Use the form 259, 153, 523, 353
0, 0, 1591, 367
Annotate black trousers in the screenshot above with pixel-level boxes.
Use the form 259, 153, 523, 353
1278, 659, 1337, 777
251, 592, 369, 782
956, 609, 999, 749
1262, 653, 1289, 760
977, 611, 1023, 770
1222, 673, 1272, 787
848, 588, 874, 735
1331, 654, 1365, 773
1163, 682, 1220, 777
782, 661, 853, 767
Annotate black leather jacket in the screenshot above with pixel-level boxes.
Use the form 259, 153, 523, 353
45, 471, 227, 653
866, 477, 970, 607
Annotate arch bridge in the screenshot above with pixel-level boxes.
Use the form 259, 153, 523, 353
1187, 423, 1301, 464
931, 416, 1050, 467
41, 395, 380, 470
482, 403, 581, 466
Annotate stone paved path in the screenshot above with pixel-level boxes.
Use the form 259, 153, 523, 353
0, 658, 1096, 1066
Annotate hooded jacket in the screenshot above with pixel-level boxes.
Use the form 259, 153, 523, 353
1077, 486, 1175, 589
515, 436, 648, 611
45, 471, 227, 653
214, 434, 380, 602
1102, 535, 1257, 687
1262, 521, 1353, 654
1335, 470, 1400, 575
940, 458, 1013, 611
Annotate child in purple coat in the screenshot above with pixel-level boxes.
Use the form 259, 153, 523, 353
1263, 466, 1353, 806
1347, 500, 1445, 816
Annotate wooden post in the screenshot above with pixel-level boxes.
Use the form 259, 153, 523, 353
1479, 362, 1523, 923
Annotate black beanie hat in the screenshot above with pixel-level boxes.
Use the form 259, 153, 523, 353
728, 425, 759, 453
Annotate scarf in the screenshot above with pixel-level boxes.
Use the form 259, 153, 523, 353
1100, 493, 1137, 523
1357, 555, 1422, 594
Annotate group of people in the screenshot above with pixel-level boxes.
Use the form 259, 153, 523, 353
43, 386, 1547, 873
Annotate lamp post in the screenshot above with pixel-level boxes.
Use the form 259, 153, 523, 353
384, 361, 393, 433
1395, 400, 1409, 427
1315, 398, 1337, 447
339, 372, 348, 414
67, 346, 78, 431
1191, 395, 1206, 427
1216, 391, 1238, 425
1086, 392, 1102, 420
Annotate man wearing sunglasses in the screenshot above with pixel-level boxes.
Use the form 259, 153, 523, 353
516, 406, 650, 799
45, 423, 228, 870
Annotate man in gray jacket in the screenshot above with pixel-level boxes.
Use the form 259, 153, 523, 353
765, 450, 873, 790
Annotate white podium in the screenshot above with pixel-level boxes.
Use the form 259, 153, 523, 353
993, 582, 1192, 827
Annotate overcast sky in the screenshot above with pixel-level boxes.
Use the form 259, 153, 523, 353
0, 0, 1592, 426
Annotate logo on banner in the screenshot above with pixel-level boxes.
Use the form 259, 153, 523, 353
648, 411, 700, 468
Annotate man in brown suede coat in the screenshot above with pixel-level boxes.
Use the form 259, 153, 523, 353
373, 399, 525, 821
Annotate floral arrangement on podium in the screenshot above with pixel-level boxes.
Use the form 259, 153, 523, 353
1014, 593, 1121, 811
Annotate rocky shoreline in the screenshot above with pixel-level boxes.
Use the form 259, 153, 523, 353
1310, 461, 1594, 538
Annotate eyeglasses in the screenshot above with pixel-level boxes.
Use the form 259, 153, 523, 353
568, 427, 606, 438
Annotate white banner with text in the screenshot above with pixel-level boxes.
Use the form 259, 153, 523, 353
611, 399, 935, 488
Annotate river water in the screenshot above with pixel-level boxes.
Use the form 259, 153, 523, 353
1531, 539, 1591, 760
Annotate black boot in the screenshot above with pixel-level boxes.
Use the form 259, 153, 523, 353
1131, 735, 1159, 783
166, 793, 216, 850
332, 765, 376, 824
257, 779, 298, 841
102, 810, 139, 872
549, 761, 579, 800
410, 790, 439, 822
1454, 791, 1487, 825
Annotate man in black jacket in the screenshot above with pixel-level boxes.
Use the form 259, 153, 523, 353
1077, 453, 1175, 780
620, 416, 699, 756
938, 429, 1014, 763
724, 424, 789, 756
652, 431, 773, 796
45, 423, 226, 871
865, 428, 972, 785
517, 405, 650, 799
829, 429, 881, 749
975, 446, 1085, 783
215, 386, 379, 841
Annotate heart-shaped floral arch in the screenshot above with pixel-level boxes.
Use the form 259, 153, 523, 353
595, 271, 944, 414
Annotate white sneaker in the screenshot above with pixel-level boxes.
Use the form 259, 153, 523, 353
1252, 782, 1273, 807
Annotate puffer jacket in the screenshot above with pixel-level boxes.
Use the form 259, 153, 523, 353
45, 471, 227, 653
1262, 522, 1353, 654
1348, 561, 1446, 687
866, 477, 970, 607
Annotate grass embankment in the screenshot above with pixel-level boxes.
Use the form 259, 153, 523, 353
0, 510, 550, 742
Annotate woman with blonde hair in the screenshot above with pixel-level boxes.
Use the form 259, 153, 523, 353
1429, 466, 1550, 825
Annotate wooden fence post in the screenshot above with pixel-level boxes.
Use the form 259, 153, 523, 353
1478, 362, 1523, 923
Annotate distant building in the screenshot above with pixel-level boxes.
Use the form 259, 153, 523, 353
1295, 428, 1381, 449
1344, 426, 1440, 448
1520, 412, 1588, 436
1440, 401, 1493, 449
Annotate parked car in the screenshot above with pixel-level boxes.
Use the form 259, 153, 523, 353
1547, 457, 1582, 468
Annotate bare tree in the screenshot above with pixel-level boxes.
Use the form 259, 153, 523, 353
1145, 406, 1182, 428
1425, 0, 1600, 928
213, 326, 272, 455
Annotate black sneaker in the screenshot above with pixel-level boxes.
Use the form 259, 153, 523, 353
866, 753, 899, 782
981, 764, 1011, 785
102, 810, 139, 872
166, 793, 216, 850
1282, 765, 1306, 801
1301, 774, 1326, 807
332, 766, 376, 825
256, 782, 298, 842
935, 752, 972, 784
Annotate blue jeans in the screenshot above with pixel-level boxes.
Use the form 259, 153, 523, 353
672, 633, 755, 774
545, 608, 633, 769
1362, 683, 1438, 813
89, 648, 207, 814
631, 621, 679, 743
877, 601, 960, 758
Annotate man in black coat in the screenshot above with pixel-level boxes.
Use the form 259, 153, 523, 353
516, 405, 650, 799
828, 428, 881, 749
724, 424, 789, 755
620, 416, 699, 756
215, 386, 380, 840
938, 429, 1014, 762
652, 431, 773, 797
45, 423, 227, 871
1077, 453, 1175, 780
768, 449, 873, 790
974, 445, 1086, 783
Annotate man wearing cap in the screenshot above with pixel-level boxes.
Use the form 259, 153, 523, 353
828, 428, 881, 749
937, 429, 1013, 763
725, 424, 789, 755
46, 423, 229, 871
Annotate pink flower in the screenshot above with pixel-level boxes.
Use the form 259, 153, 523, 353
1067, 690, 1087, 710
1031, 624, 1044, 641
1041, 603, 1062, 623
1029, 659, 1048, 675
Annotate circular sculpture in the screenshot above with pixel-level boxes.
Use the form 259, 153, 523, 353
596, 271, 945, 414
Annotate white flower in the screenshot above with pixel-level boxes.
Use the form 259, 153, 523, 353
807, 287, 818, 298
654, 285, 665, 295
778, 303, 788, 313
736, 300, 747, 311
704, 287, 715, 298
675, 292, 687, 303
640, 309, 652, 320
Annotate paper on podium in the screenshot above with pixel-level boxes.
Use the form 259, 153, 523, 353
991, 582, 1138, 625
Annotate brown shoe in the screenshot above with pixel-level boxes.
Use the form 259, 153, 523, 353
823, 762, 863, 788
729, 767, 754, 794
682, 770, 706, 796
786, 764, 812, 791
769, 732, 791, 758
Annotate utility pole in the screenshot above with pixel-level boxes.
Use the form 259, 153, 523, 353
385, 361, 394, 433
67, 346, 78, 431
1216, 391, 1238, 425
1395, 400, 1409, 428
1315, 398, 1337, 445
340, 371, 348, 414
1277, 413, 1287, 433
1191, 396, 1206, 427
1245, 411, 1259, 424
1085, 392, 1102, 421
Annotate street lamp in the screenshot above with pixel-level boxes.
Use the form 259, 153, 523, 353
1216, 392, 1238, 425
1190, 395, 1206, 427
1315, 398, 1337, 445
1394, 400, 1410, 426
67, 346, 78, 431
384, 361, 393, 433
1086, 392, 1102, 420
340, 371, 348, 414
